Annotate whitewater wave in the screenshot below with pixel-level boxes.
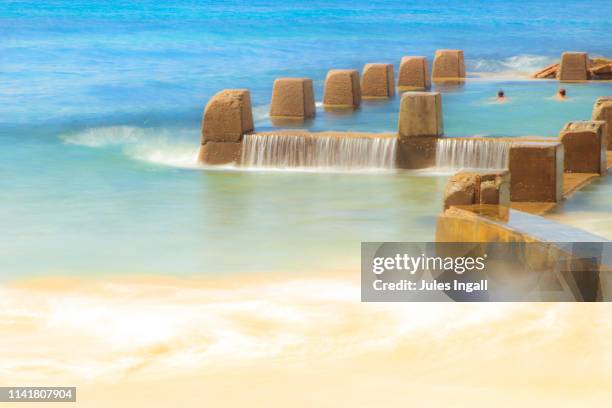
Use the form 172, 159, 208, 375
468, 54, 557, 78
60, 126, 203, 169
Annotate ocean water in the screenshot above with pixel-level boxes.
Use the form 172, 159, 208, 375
2, 0, 612, 278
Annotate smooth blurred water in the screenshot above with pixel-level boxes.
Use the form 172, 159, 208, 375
1, 0, 612, 277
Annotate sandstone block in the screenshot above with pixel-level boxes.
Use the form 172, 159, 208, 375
558, 52, 589, 82
398, 56, 430, 91
509, 142, 564, 202
592, 97, 612, 150
443, 171, 510, 210
396, 135, 437, 169
560, 121, 607, 174
432, 50, 465, 80
201, 89, 254, 143
323, 69, 361, 108
479, 171, 511, 206
361, 63, 394, 98
269, 78, 315, 119
198, 141, 242, 165
398, 92, 443, 138
443, 172, 479, 210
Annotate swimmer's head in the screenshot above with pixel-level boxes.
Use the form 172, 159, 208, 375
558, 88, 566, 97
497, 90, 505, 98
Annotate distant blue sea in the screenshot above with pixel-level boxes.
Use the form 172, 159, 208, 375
1, 0, 611, 278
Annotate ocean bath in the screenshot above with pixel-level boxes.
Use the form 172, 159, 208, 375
2, 0, 612, 406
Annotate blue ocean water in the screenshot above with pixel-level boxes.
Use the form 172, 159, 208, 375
1, 0, 612, 277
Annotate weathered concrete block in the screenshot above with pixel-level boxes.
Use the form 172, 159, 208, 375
509, 142, 564, 202
560, 121, 607, 174
198, 142, 242, 165
201, 89, 254, 144
361, 63, 394, 98
443, 171, 510, 209
558, 52, 589, 82
432, 50, 465, 80
479, 171, 510, 206
269, 78, 315, 119
323, 69, 361, 108
398, 92, 443, 137
397, 56, 430, 91
592, 97, 612, 150
396, 135, 437, 169
443, 172, 479, 210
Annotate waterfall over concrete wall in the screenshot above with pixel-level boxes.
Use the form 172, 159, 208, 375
436, 138, 509, 170
241, 133, 397, 169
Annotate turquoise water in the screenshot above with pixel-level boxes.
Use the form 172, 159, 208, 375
2, 0, 612, 277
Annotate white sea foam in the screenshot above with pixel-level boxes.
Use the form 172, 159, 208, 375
60, 126, 204, 169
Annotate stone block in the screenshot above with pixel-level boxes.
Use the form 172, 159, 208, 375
269, 78, 315, 119
558, 52, 589, 82
396, 135, 437, 169
198, 142, 242, 165
592, 97, 612, 150
397, 56, 430, 91
479, 171, 511, 206
432, 50, 465, 80
361, 63, 394, 98
443, 172, 479, 210
443, 171, 510, 209
398, 92, 443, 138
560, 121, 607, 174
323, 69, 361, 108
509, 142, 564, 202
201, 89, 254, 143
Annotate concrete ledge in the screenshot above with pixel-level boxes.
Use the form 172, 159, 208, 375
323, 69, 361, 109
361, 63, 394, 98
432, 49, 465, 80
560, 121, 607, 174
198, 141, 242, 165
269, 78, 315, 119
201, 89, 253, 144
592, 97, 612, 150
397, 56, 430, 91
509, 142, 563, 203
558, 52, 589, 82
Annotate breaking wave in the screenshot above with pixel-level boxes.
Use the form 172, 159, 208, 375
60, 126, 202, 169
468, 54, 557, 77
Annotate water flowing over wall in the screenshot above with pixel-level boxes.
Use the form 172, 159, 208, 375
241, 133, 397, 170
436, 138, 510, 170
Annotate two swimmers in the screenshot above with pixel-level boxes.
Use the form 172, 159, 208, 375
495, 88, 567, 102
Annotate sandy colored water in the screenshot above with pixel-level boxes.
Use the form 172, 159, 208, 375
1, 272, 611, 407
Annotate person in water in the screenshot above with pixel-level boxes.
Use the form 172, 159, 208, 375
557, 88, 567, 100
496, 89, 506, 102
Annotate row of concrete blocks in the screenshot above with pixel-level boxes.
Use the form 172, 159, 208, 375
198, 88, 445, 164
444, 119, 609, 208
269, 49, 465, 117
